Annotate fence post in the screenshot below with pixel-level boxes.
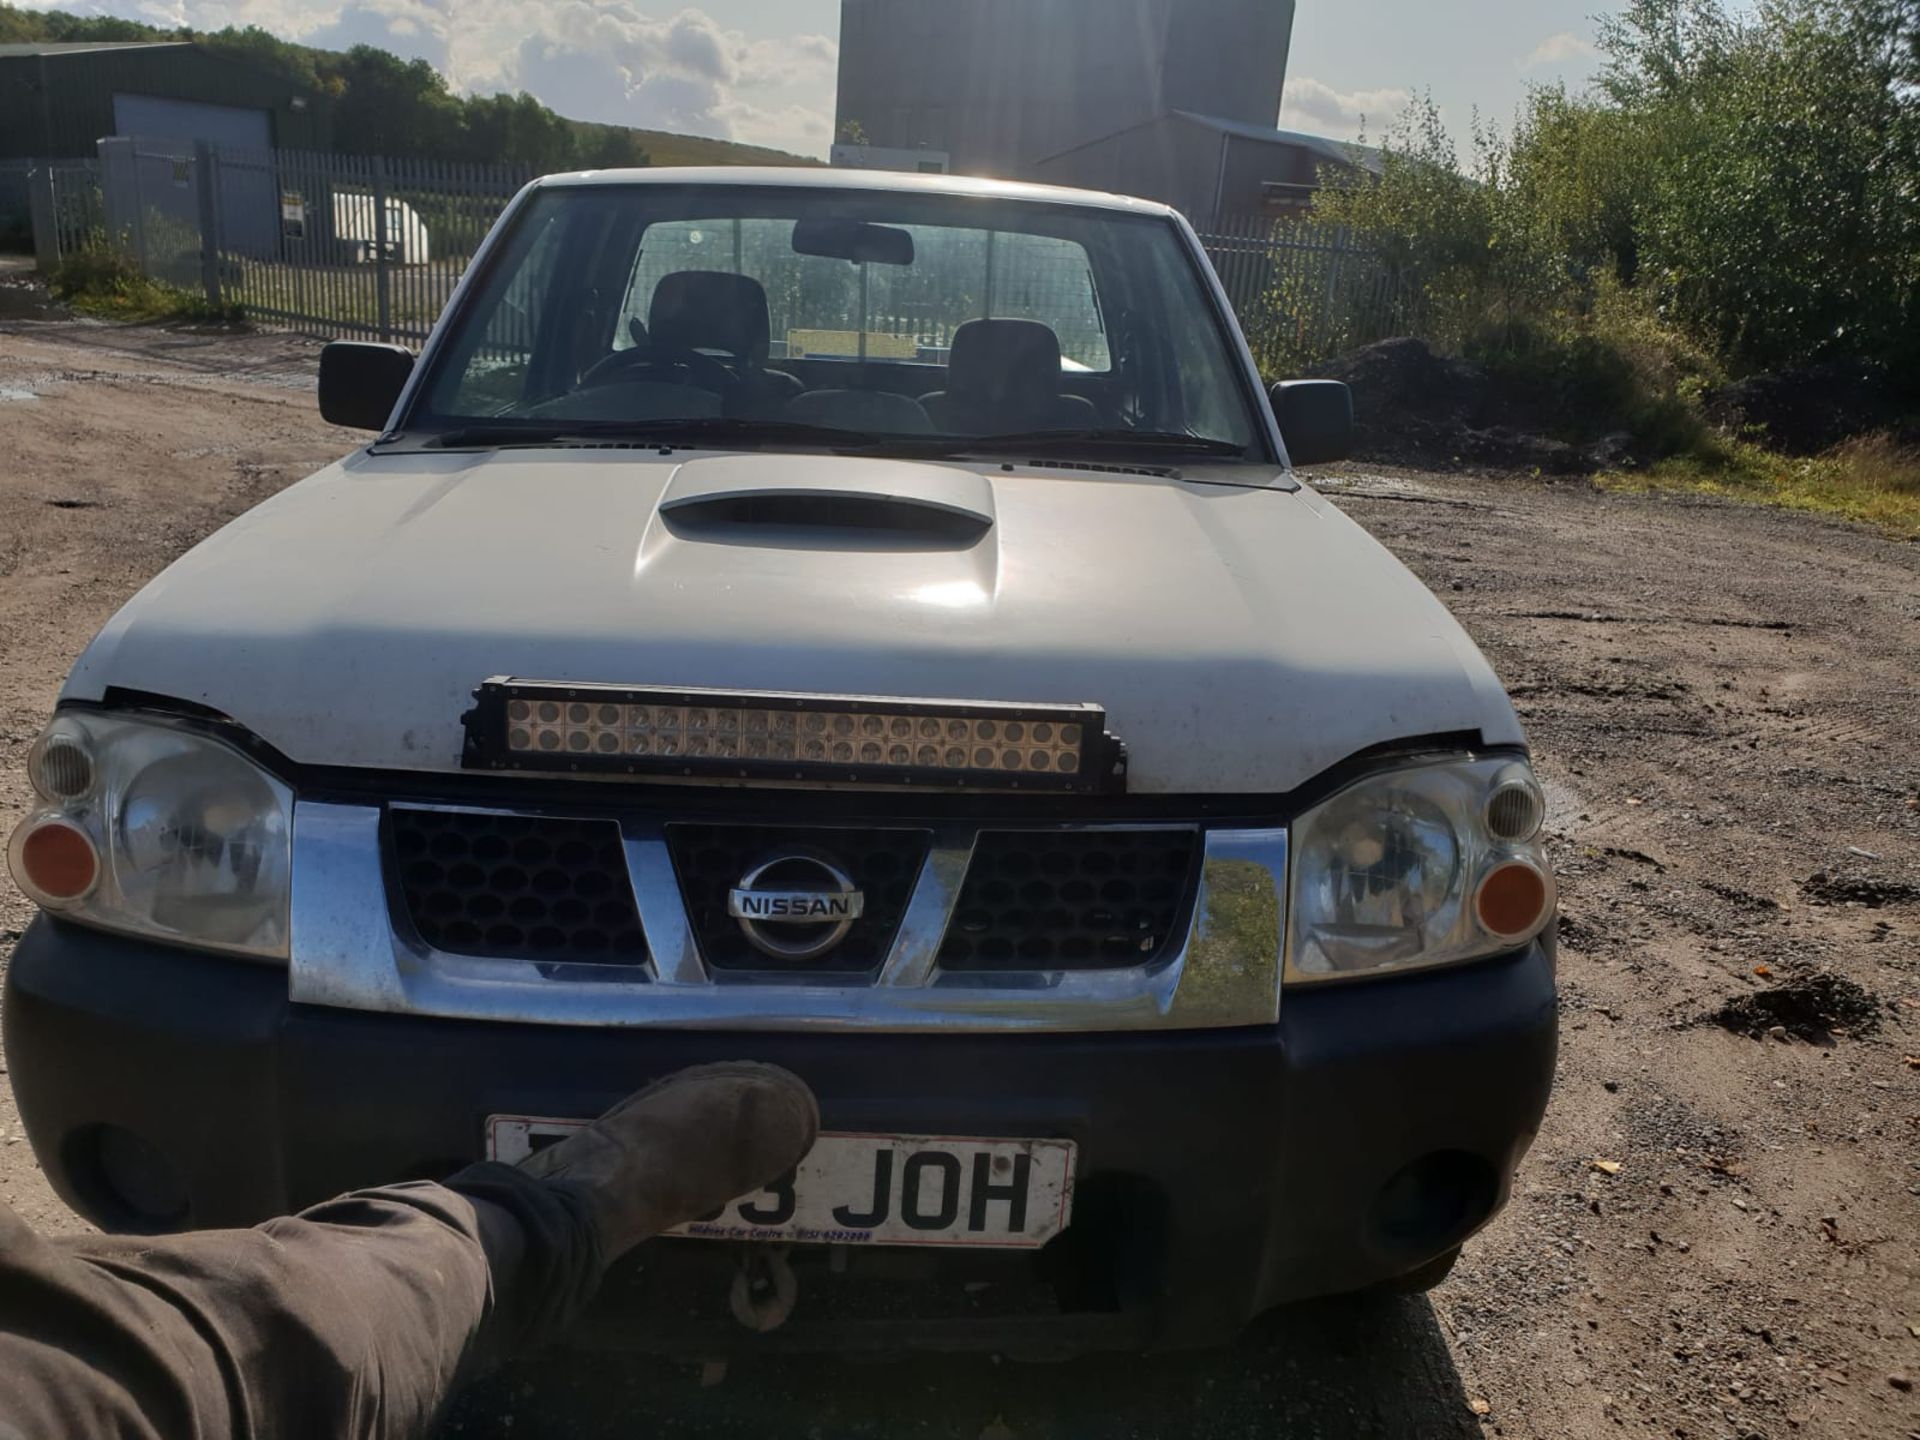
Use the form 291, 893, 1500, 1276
28, 161, 59, 271
193, 141, 222, 308
372, 154, 393, 342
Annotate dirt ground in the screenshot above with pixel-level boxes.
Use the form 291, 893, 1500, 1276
1, 301, 1915, 1440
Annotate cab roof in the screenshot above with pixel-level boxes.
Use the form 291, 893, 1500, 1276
533, 165, 1178, 218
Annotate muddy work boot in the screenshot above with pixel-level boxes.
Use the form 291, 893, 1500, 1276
517, 1062, 819, 1259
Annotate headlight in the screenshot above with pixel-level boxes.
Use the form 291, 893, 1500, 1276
7, 711, 292, 960
1287, 756, 1553, 984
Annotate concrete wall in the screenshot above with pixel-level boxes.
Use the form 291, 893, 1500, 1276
835, 0, 1294, 179
1027, 113, 1223, 216
1158, 0, 1293, 137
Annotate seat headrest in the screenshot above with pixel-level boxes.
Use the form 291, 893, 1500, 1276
945, 319, 1063, 406
648, 271, 771, 364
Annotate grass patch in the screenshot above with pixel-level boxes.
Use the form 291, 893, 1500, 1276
1601, 432, 1920, 538
49, 246, 242, 325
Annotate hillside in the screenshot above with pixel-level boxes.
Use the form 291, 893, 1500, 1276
569, 121, 819, 170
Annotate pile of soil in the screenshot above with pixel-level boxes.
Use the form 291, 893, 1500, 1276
1706, 972, 1886, 1043
1314, 338, 1613, 475
1706, 358, 1920, 456
1319, 337, 1920, 474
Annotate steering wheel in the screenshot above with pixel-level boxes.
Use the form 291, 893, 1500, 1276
579, 344, 736, 394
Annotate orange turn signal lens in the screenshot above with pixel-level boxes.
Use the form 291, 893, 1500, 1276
14, 819, 100, 904
1476, 860, 1549, 940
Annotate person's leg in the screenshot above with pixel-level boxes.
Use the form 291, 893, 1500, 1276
0, 1170, 569, 1440
0, 1062, 818, 1440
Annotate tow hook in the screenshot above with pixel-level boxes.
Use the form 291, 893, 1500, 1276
729, 1244, 798, 1332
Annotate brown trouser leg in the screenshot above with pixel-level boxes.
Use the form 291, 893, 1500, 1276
0, 1162, 602, 1440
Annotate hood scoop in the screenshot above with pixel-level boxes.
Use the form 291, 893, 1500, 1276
659, 455, 994, 546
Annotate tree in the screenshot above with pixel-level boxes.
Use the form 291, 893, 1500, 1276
329, 46, 464, 159
0, 2, 168, 42
458, 92, 577, 170
577, 128, 653, 169
1595, 0, 1736, 104
1, 2, 723, 175
1621, 0, 1920, 367
1320, 0, 1919, 372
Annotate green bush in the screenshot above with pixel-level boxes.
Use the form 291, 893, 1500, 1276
1315, 0, 1919, 455
49, 244, 242, 325
1464, 279, 1723, 454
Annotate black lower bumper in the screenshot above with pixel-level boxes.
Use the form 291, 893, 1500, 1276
4, 917, 1556, 1352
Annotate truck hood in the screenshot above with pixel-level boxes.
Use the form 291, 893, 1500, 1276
66, 449, 1522, 794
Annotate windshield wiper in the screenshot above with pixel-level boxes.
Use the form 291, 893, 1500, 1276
852, 428, 1253, 461
420, 417, 879, 450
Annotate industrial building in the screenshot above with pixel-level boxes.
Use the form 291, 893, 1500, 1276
1, 41, 343, 267
0, 40, 331, 160
832, 0, 1377, 221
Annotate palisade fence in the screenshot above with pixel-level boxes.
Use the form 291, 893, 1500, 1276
5, 158, 106, 266
34, 138, 531, 342
1194, 213, 1418, 374
31, 139, 1409, 370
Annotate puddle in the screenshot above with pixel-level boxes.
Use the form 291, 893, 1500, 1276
0, 279, 66, 322
0, 385, 37, 402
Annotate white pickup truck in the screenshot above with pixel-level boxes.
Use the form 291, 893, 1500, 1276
5, 168, 1556, 1353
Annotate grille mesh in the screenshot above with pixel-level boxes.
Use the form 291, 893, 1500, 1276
669, 825, 928, 971
938, 829, 1199, 971
389, 808, 647, 966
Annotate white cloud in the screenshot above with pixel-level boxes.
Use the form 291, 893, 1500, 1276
1519, 31, 1600, 72
1278, 77, 1414, 142
20, 0, 837, 155
719, 101, 832, 153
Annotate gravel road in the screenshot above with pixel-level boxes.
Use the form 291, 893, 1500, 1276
1, 311, 1915, 1440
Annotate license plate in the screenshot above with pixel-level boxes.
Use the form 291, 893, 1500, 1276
487, 1117, 1076, 1250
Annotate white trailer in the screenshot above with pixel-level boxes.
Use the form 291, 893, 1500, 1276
332, 191, 431, 265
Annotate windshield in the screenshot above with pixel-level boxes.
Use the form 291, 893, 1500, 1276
412, 184, 1266, 459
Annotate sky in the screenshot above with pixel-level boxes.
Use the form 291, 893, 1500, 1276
20, 0, 1623, 157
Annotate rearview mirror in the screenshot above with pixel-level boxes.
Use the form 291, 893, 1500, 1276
1270, 380, 1353, 467
319, 341, 415, 431
792, 217, 916, 267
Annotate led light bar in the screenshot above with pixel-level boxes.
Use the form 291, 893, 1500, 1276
462, 680, 1126, 792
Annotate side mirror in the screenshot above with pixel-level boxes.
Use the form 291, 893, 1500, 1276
319, 341, 415, 431
1270, 379, 1353, 467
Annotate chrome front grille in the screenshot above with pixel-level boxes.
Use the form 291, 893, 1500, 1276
288, 799, 1287, 1033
